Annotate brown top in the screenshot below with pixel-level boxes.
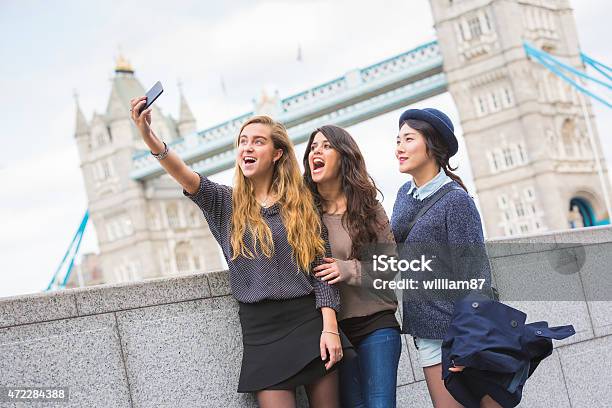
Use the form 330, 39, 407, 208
322, 202, 398, 321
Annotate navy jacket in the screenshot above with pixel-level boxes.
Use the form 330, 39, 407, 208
441, 295, 575, 408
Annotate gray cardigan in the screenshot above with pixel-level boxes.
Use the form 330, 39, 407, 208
391, 180, 492, 339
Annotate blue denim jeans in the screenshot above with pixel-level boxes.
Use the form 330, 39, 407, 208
339, 327, 402, 408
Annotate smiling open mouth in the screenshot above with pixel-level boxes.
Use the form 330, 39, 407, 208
313, 158, 325, 171
243, 156, 257, 165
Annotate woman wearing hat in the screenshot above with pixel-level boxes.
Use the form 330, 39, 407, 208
390, 108, 494, 407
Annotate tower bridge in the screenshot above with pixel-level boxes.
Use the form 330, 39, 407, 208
70, 0, 610, 286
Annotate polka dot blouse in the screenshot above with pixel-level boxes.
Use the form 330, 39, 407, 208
183, 172, 340, 311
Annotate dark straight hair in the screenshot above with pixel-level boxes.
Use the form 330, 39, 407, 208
402, 119, 468, 192
303, 125, 384, 259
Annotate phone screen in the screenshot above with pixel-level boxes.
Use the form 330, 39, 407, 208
140, 81, 163, 113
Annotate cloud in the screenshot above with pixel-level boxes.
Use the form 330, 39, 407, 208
0, 146, 97, 297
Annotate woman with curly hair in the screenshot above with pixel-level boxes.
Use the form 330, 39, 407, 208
304, 125, 401, 408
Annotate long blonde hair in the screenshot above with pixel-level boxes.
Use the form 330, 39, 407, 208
230, 115, 325, 273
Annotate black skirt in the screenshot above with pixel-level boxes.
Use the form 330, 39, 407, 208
237, 294, 355, 392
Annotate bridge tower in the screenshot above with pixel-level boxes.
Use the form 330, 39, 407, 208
74, 55, 223, 284
429, 0, 610, 236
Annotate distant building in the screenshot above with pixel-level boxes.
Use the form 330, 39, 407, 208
74, 1, 611, 283
74, 55, 224, 284
430, 0, 611, 236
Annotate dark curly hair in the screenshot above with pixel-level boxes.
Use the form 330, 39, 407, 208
303, 125, 385, 259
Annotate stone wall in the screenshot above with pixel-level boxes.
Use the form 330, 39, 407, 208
1, 226, 611, 407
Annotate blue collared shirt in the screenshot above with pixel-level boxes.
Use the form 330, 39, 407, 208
407, 169, 453, 201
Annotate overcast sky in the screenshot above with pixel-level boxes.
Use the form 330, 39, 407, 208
1, 0, 610, 299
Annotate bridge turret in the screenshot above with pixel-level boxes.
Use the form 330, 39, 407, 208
429, 0, 610, 236
177, 82, 197, 137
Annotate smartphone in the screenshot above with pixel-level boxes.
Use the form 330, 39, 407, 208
140, 81, 163, 114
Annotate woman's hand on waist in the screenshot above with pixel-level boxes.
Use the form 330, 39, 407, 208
314, 257, 350, 285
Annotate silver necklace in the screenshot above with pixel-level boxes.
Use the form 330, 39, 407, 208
258, 193, 271, 208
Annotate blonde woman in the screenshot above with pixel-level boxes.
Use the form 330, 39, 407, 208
130, 97, 353, 408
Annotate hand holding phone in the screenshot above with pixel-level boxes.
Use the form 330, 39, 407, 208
130, 81, 163, 140
139, 81, 163, 114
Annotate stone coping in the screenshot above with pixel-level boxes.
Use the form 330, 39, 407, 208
1, 226, 610, 330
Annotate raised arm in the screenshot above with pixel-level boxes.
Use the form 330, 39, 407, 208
130, 96, 232, 240
130, 96, 199, 194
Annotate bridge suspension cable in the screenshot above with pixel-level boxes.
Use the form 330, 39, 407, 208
46, 210, 89, 291
524, 42, 611, 108
524, 42, 612, 220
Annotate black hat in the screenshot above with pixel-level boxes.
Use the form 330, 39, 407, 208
398, 108, 459, 157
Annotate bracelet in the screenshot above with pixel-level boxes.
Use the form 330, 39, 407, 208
322, 330, 340, 336
151, 142, 169, 160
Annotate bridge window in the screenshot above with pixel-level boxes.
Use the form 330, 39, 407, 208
102, 161, 112, 179
516, 202, 525, 217
483, 12, 492, 31
96, 132, 108, 147
503, 148, 514, 167
104, 213, 134, 242
458, 22, 467, 42
166, 203, 181, 229
503, 88, 514, 107
474, 96, 487, 116
176, 253, 190, 272
175, 242, 194, 273
488, 142, 528, 173
561, 119, 576, 157
490, 92, 500, 111
499, 189, 545, 236
94, 159, 114, 182
517, 143, 527, 163
468, 17, 483, 38
488, 150, 500, 172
